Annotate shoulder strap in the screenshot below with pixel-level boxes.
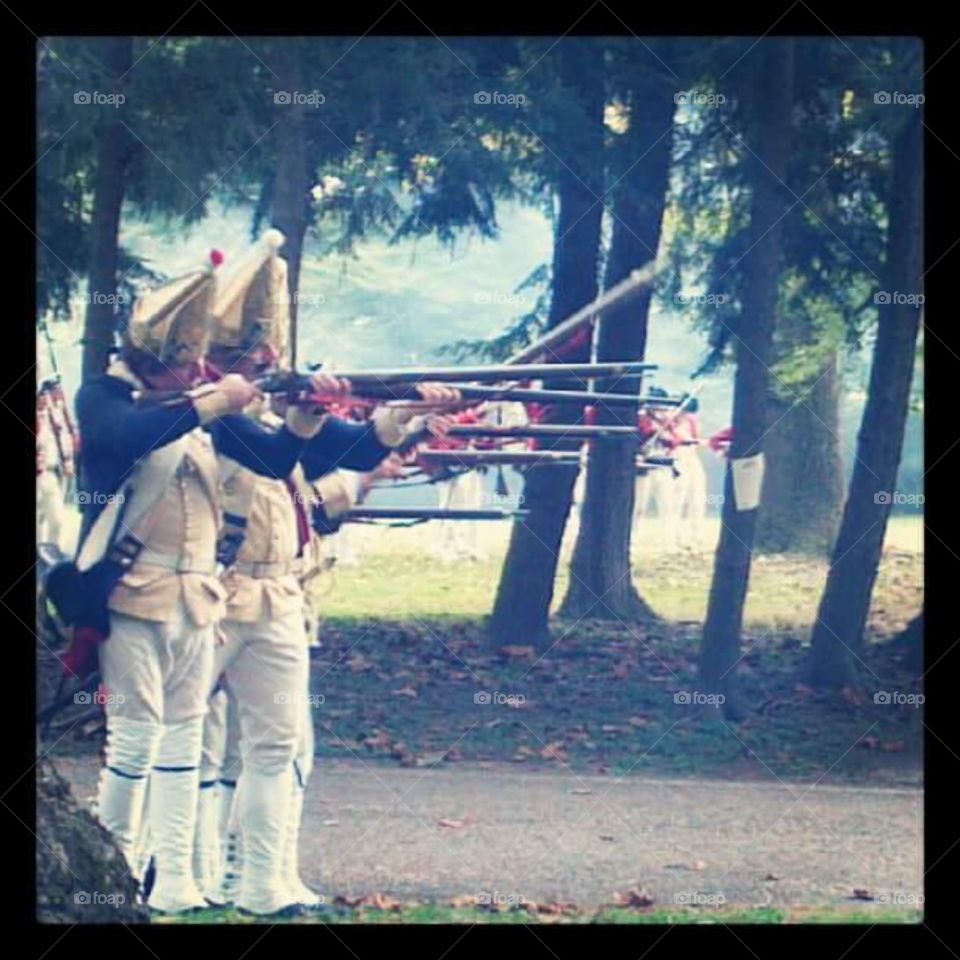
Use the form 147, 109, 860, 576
75, 435, 192, 572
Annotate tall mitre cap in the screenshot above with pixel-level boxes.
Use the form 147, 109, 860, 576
126, 255, 219, 365
210, 228, 289, 354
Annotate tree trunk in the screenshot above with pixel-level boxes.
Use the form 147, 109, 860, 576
271, 44, 309, 368
487, 42, 605, 652
700, 40, 796, 720
755, 349, 844, 554
36, 754, 149, 923
809, 109, 923, 689
81, 38, 133, 380
893, 610, 923, 675
559, 80, 675, 620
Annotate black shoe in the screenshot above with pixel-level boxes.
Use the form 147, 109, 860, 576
237, 903, 308, 920
149, 903, 208, 918
140, 855, 157, 902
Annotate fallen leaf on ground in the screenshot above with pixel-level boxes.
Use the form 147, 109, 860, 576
540, 742, 569, 761
499, 645, 535, 659
614, 888, 655, 908
438, 814, 478, 830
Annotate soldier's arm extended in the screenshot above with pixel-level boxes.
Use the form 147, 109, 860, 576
206, 409, 314, 479
298, 410, 410, 480
76, 374, 209, 463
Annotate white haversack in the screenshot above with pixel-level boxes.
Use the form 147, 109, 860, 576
730, 452, 765, 512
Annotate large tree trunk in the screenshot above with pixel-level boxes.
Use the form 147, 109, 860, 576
559, 79, 675, 620
81, 38, 133, 380
756, 349, 844, 554
809, 108, 923, 689
700, 40, 796, 720
895, 609, 923, 675
487, 41, 605, 653
271, 43, 309, 368
37, 754, 149, 923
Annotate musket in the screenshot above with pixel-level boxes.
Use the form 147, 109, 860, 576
259, 371, 677, 407
392, 415, 683, 456
38, 317, 60, 379
417, 449, 676, 470
443, 424, 643, 440
135, 374, 674, 411
306, 361, 658, 384
344, 506, 528, 522
264, 377, 676, 409
506, 263, 657, 366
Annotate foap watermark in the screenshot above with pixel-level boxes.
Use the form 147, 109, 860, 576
75, 690, 126, 706
873, 491, 924, 506
474, 91, 526, 108
475, 291, 523, 305
274, 90, 326, 108
481, 491, 525, 508
73, 291, 129, 307
282, 291, 326, 307
474, 690, 526, 707
674, 90, 726, 107
70, 491, 126, 506
675, 292, 729, 307
875, 891, 924, 906
74, 90, 125, 108
74, 890, 126, 906
674, 690, 725, 707
874, 290, 924, 306
476, 890, 527, 908
674, 891, 726, 906
874, 690, 925, 708
874, 91, 924, 108
274, 691, 326, 707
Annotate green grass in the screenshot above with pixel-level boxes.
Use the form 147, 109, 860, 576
304, 539, 922, 785
163, 903, 922, 925
317, 521, 922, 635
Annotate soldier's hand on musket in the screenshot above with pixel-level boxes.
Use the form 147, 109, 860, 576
425, 413, 456, 439
217, 373, 263, 413
307, 373, 353, 401
415, 382, 461, 405
372, 452, 406, 480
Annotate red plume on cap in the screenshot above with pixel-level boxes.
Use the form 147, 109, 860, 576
210, 249, 225, 267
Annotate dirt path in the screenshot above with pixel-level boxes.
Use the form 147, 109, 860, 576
55, 756, 923, 911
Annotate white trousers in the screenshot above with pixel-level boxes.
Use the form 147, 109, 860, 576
37, 469, 65, 549
633, 468, 681, 551
214, 606, 309, 775
672, 447, 708, 548
96, 600, 214, 897
437, 470, 486, 561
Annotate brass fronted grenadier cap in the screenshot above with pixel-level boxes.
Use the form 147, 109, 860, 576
210, 229, 290, 366
125, 261, 218, 366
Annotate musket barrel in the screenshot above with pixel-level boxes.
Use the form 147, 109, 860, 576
320, 361, 658, 384
419, 449, 582, 466
445, 424, 641, 439
254, 372, 665, 407
345, 506, 528, 521
418, 449, 676, 469
385, 384, 681, 406
506, 263, 657, 366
